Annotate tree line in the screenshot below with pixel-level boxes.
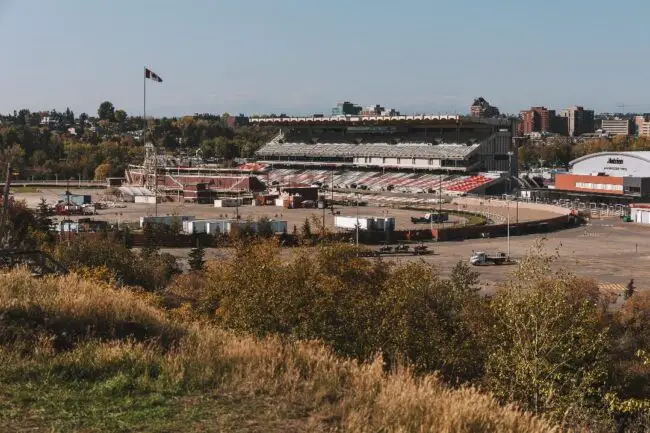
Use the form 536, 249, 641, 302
519, 135, 650, 169
0, 102, 277, 180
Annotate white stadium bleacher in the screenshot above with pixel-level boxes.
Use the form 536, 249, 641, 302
262, 168, 502, 194
256, 142, 479, 160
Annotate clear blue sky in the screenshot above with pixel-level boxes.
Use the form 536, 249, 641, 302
1, 0, 648, 117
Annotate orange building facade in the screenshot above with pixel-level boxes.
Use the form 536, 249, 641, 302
554, 174, 624, 195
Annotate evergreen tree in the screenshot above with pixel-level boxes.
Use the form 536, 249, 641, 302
188, 241, 205, 271
35, 198, 55, 244
301, 217, 312, 240
624, 278, 635, 300
141, 223, 160, 257
35, 199, 52, 231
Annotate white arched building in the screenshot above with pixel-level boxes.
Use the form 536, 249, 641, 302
554, 151, 650, 197
569, 151, 650, 177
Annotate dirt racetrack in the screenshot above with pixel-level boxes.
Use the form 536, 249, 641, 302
16, 188, 643, 294
14, 188, 564, 231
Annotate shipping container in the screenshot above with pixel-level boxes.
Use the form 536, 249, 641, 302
227, 219, 288, 234
334, 215, 395, 232
184, 220, 207, 234
60, 194, 91, 206
214, 198, 243, 207
335, 216, 368, 230
183, 219, 228, 234
206, 220, 233, 235
140, 215, 195, 228
134, 196, 158, 204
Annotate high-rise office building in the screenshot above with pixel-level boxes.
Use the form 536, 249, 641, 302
331, 101, 362, 116
601, 119, 631, 136
559, 106, 595, 136
470, 97, 500, 118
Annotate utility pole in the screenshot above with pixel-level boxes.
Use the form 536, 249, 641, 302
154, 147, 158, 217
236, 170, 241, 219
322, 187, 326, 234
438, 173, 443, 229
516, 196, 519, 224
0, 163, 11, 247
507, 198, 511, 258
356, 194, 359, 249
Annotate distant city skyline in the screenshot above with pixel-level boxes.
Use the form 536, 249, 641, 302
1, 0, 650, 117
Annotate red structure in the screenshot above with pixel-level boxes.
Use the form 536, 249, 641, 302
554, 173, 625, 195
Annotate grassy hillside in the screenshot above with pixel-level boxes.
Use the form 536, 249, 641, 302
0, 269, 555, 432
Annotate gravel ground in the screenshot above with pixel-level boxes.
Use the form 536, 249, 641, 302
18, 187, 644, 293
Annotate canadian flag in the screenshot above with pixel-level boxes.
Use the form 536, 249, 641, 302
145, 68, 163, 82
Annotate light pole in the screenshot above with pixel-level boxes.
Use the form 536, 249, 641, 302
356, 193, 359, 248
507, 151, 514, 194
507, 197, 511, 258
438, 173, 442, 229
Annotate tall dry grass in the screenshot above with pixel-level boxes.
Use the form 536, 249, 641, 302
0, 268, 557, 432
0, 268, 184, 350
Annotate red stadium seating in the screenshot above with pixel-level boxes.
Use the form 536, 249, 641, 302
445, 175, 494, 192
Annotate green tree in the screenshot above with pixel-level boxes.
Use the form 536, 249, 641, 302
114, 109, 127, 123
98, 101, 115, 121
377, 260, 487, 380
141, 223, 161, 257
34, 198, 55, 245
162, 133, 178, 150
213, 137, 237, 159
188, 242, 206, 271
199, 140, 216, 159
301, 217, 312, 242
64, 107, 74, 123
16, 109, 30, 126
485, 248, 609, 420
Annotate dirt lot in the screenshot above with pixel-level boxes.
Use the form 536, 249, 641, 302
178, 218, 647, 295
16, 188, 472, 230
14, 188, 560, 231
17, 188, 645, 293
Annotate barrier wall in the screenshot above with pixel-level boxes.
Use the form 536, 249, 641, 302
59, 210, 580, 248
430, 214, 576, 241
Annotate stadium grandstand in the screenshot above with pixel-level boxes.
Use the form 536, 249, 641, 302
251, 114, 516, 195
124, 114, 517, 200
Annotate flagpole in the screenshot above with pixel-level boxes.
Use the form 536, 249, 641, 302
143, 66, 146, 146
144, 67, 159, 217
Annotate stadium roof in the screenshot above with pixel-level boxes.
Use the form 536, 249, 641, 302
256, 142, 479, 160
570, 151, 650, 165
249, 114, 511, 127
